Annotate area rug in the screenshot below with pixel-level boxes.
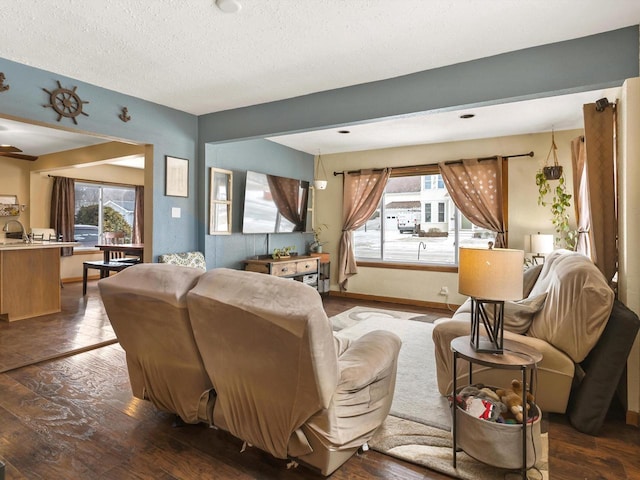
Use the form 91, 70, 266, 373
331, 307, 549, 480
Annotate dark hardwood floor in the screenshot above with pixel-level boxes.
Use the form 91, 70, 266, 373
0, 279, 638, 479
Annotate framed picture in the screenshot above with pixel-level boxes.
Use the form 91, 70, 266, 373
210, 167, 233, 235
165, 156, 189, 197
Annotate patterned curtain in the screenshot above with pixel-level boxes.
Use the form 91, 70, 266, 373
438, 158, 507, 247
338, 168, 391, 291
49, 176, 75, 257
132, 185, 144, 244
580, 103, 617, 284
267, 175, 308, 231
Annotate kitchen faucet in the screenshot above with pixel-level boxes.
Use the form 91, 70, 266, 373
2, 219, 28, 241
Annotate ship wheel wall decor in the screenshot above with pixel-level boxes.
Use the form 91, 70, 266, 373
43, 80, 89, 124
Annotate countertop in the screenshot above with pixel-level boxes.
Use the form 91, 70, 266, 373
0, 240, 80, 251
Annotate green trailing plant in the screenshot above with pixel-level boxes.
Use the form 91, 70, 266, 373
535, 170, 577, 250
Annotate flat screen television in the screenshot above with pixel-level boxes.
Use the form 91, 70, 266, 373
242, 170, 310, 234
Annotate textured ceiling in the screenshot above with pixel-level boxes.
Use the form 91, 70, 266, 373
2, 0, 640, 116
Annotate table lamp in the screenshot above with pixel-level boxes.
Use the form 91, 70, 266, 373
529, 233, 554, 264
458, 246, 524, 353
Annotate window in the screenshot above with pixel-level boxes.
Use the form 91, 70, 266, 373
438, 202, 445, 222
74, 182, 135, 247
353, 170, 497, 266
424, 174, 445, 190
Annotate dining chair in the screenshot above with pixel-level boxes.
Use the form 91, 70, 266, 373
82, 231, 135, 295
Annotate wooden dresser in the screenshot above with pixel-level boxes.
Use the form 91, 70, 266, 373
243, 255, 320, 289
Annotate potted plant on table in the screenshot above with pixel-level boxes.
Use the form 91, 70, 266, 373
272, 245, 295, 259
310, 224, 328, 253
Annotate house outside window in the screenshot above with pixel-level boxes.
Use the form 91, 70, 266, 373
74, 182, 135, 247
353, 171, 496, 265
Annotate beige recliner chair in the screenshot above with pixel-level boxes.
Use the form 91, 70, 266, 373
432, 250, 614, 414
99, 263, 215, 425
187, 268, 402, 475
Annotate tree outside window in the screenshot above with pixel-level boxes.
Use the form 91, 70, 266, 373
74, 182, 135, 247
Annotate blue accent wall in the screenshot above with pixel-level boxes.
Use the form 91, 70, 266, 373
0, 57, 199, 260
203, 139, 314, 269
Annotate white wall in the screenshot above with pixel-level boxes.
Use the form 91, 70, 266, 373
619, 77, 640, 416
315, 130, 580, 305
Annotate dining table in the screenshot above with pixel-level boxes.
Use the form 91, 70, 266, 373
95, 243, 144, 263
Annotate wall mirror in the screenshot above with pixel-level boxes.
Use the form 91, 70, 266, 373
210, 167, 233, 235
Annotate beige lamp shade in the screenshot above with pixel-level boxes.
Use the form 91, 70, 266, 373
458, 247, 524, 301
530, 233, 554, 255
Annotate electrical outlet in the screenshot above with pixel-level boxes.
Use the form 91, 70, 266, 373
439, 286, 449, 296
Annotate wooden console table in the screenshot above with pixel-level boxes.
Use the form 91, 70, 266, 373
243, 255, 320, 289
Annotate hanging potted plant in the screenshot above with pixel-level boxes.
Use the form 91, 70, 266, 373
535, 169, 577, 250
542, 130, 563, 180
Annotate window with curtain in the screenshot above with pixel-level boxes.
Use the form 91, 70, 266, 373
74, 182, 136, 247
353, 167, 498, 266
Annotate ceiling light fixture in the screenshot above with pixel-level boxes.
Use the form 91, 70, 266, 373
215, 0, 241, 13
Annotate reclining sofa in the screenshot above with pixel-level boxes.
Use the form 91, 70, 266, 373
99, 264, 401, 475
432, 249, 639, 434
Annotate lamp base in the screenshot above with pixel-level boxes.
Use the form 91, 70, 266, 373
472, 337, 504, 354
469, 298, 505, 354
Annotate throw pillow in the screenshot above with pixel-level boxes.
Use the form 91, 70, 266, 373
503, 292, 548, 334
523, 264, 543, 298
453, 291, 548, 335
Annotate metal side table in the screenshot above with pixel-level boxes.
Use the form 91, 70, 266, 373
451, 335, 543, 479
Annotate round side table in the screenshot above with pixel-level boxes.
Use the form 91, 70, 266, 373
450, 335, 543, 479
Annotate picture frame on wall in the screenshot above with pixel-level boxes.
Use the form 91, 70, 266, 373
210, 167, 233, 235
165, 156, 189, 197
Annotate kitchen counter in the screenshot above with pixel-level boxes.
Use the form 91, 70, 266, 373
0, 241, 79, 321
0, 240, 78, 250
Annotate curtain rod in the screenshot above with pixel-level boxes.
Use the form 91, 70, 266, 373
47, 174, 138, 189
332, 151, 534, 176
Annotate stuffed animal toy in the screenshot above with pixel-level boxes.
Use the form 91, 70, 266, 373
455, 384, 506, 422
496, 379, 535, 423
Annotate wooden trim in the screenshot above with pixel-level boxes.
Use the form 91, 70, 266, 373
626, 410, 640, 427
356, 260, 458, 273
62, 275, 100, 284
328, 290, 459, 311
333, 152, 534, 176
502, 156, 510, 246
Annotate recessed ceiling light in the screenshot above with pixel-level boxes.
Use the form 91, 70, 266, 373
215, 0, 241, 13
459, 113, 475, 119
337, 130, 351, 134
